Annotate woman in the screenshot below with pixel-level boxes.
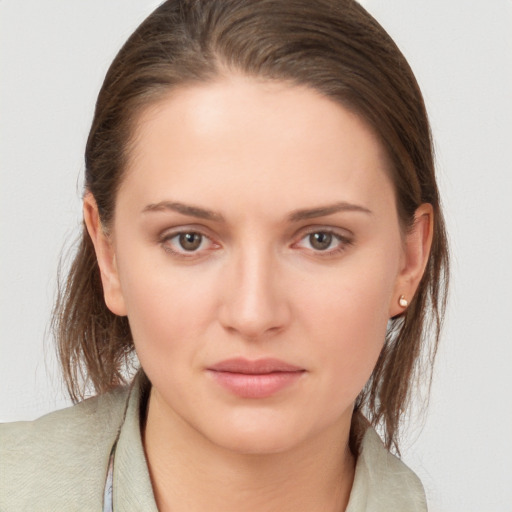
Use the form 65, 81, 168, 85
0, 0, 449, 510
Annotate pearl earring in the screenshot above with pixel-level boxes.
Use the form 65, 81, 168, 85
398, 295, 408, 308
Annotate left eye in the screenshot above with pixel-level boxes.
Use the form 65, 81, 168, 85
296, 231, 346, 252
308, 232, 335, 251
176, 232, 204, 251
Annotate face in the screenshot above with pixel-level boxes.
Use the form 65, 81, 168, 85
88, 76, 422, 455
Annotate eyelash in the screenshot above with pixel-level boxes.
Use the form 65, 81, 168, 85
292, 228, 353, 257
158, 228, 353, 259
159, 230, 218, 258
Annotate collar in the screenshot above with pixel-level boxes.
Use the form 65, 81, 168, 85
109, 373, 426, 512
112, 373, 158, 511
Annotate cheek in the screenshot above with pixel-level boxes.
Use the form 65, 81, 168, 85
312, 293, 387, 396
295, 253, 398, 398
115, 249, 218, 371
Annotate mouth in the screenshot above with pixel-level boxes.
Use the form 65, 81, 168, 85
206, 358, 305, 399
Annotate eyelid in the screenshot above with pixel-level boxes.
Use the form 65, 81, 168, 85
158, 226, 221, 258
291, 226, 354, 255
158, 223, 217, 241
292, 224, 354, 241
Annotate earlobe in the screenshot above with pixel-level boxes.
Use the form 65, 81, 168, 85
83, 193, 127, 316
389, 203, 434, 317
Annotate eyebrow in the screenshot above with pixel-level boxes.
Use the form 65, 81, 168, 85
287, 202, 373, 222
142, 200, 372, 223
142, 201, 225, 222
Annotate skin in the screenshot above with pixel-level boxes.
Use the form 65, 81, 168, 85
85, 75, 433, 512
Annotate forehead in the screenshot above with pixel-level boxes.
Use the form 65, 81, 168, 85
121, 75, 395, 218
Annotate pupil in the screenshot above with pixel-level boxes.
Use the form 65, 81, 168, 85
310, 232, 332, 250
179, 233, 201, 251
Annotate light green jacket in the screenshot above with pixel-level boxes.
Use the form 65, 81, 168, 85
0, 375, 427, 511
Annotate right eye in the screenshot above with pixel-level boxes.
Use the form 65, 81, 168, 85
161, 231, 217, 257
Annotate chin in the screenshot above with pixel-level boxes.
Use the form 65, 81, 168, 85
213, 428, 302, 456
200, 410, 313, 456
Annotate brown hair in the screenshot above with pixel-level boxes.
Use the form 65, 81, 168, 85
53, 0, 449, 451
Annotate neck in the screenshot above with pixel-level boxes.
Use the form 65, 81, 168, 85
143, 389, 356, 512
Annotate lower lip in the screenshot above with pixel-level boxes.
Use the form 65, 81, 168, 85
207, 370, 304, 399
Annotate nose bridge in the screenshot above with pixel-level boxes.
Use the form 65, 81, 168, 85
220, 240, 289, 338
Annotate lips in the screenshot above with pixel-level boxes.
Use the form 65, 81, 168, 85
207, 358, 305, 399
208, 357, 303, 374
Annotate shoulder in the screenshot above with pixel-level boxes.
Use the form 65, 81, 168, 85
347, 427, 427, 512
0, 386, 129, 510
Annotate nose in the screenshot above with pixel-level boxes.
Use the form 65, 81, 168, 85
218, 246, 291, 340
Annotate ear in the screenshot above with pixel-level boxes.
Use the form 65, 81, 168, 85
389, 203, 434, 317
83, 192, 127, 316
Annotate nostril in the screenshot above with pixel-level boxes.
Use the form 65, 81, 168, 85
217, 253, 291, 339
218, 300, 290, 340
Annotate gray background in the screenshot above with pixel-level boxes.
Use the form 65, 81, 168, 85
1, 1, 511, 510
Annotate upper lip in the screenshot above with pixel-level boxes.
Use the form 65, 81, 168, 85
207, 358, 304, 374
